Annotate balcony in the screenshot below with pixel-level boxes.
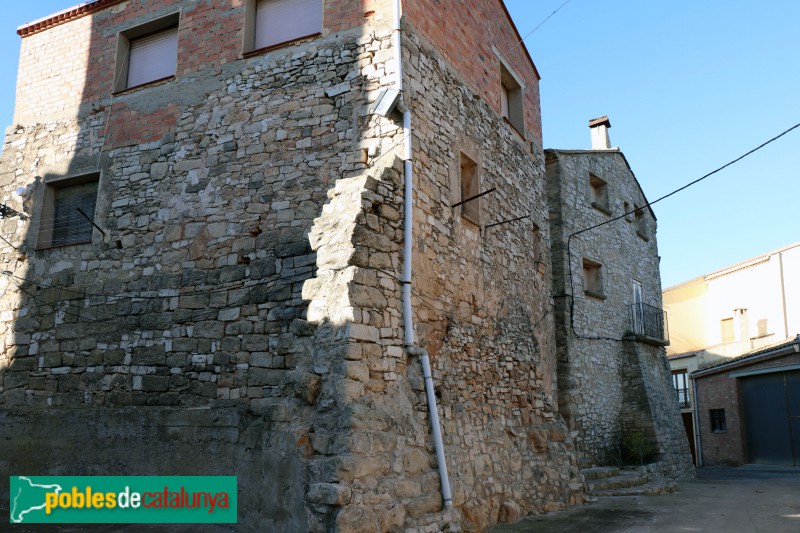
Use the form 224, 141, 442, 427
675, 387, 691, 409
624, 303, 669, 346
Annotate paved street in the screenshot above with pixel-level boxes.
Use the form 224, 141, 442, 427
492, 466, 800, 533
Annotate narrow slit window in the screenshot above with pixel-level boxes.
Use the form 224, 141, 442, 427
634, 203, 647, 238
589, 173, 609, 212
460, 153, 480, 224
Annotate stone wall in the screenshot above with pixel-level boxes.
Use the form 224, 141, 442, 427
0, 1, 585, 531
395, 26, 582, 531
545, 149, 693, 478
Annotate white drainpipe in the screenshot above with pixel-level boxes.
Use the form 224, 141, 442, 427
692, 376, 702, 467
392, 0, 453, 510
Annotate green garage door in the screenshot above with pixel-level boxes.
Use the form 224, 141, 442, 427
741, 370, 800, 465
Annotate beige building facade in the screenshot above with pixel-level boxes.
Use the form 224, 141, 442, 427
665, 242, 800, 466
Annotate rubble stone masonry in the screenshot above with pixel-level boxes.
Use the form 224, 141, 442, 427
0, 1, 584, 532
546, 149, 693, 478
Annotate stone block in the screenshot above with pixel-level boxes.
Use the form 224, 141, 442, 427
307, 483, 352, 506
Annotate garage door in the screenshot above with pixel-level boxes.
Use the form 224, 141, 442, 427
741, 370, 800, 465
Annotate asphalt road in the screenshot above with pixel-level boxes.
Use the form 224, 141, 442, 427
492, 465, 800, 533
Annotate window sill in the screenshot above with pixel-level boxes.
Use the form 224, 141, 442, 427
584, 290, 606, 301
502, 116, 526, 141
36, 240, 93, 251
113, 75, 176, 96
591, 202, 612, 215
712, 430, 727, 434
243, 33, 322, 59
461, 214, 481, 227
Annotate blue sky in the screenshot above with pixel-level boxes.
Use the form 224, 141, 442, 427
2, 1, 798, 288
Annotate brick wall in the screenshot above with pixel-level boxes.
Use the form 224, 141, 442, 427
695, 351, 800, 466
13, 0, 393, 129
404, 0, 543, 144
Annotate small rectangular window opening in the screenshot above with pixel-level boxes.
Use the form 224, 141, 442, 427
37, 174, 100, 249
710, 408, 726, 433
532, 223, 542, 262
589, 173, 609, 212
460, 153, 480, 224
634, 203, 647, 238
582, 258, 604, 298
499, 63, 524, 135
721, 318, 735, 343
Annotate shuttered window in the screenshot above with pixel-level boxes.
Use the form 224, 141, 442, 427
52, 181, 99, 247
254, 0, 322, 50
127, 26, 179, 89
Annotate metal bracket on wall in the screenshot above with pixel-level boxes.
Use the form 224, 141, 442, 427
485, 214, 530, 230
451, 187, 496, 208
0, 203, 27, 220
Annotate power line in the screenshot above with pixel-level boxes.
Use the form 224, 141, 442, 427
566, 120, 800, 340
500, 0, 574, 61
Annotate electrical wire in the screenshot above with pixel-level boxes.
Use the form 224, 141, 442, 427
499, 0, 574, 61
566, 120, 800, 341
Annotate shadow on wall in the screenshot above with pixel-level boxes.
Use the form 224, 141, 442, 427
0, 1, 395, 531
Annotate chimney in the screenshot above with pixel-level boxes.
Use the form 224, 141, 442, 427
589, 116, 612, 150
734, 308, 750, 342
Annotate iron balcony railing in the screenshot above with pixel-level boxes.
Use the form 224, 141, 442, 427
629, 303, 669, 342
675, 388, 691, 409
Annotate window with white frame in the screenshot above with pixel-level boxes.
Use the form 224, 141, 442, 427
250, 0, 323, 52
115, 14, 180, 92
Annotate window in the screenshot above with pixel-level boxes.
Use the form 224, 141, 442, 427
756, 319, 769, 337
634, 203, 647, 239
589, 173, 610, 213
37, 175, 100, 249
460, 153, 480, 224
499, 63, 524, 135
115, 14, 180, 92
623, 201, 634, 222
582, 259, 604, 298
632, 280, 644, 333
721, 318, 735, 343
247, 0, 323, 53
710, 409, 726, 433
672, 370, 690, 408
532, 224, 542, 263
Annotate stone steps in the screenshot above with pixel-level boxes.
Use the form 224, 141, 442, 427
582, 466, 620, 481
590, 478, 678, 497
581, 465, 679, 498
587, 470, 649, 493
